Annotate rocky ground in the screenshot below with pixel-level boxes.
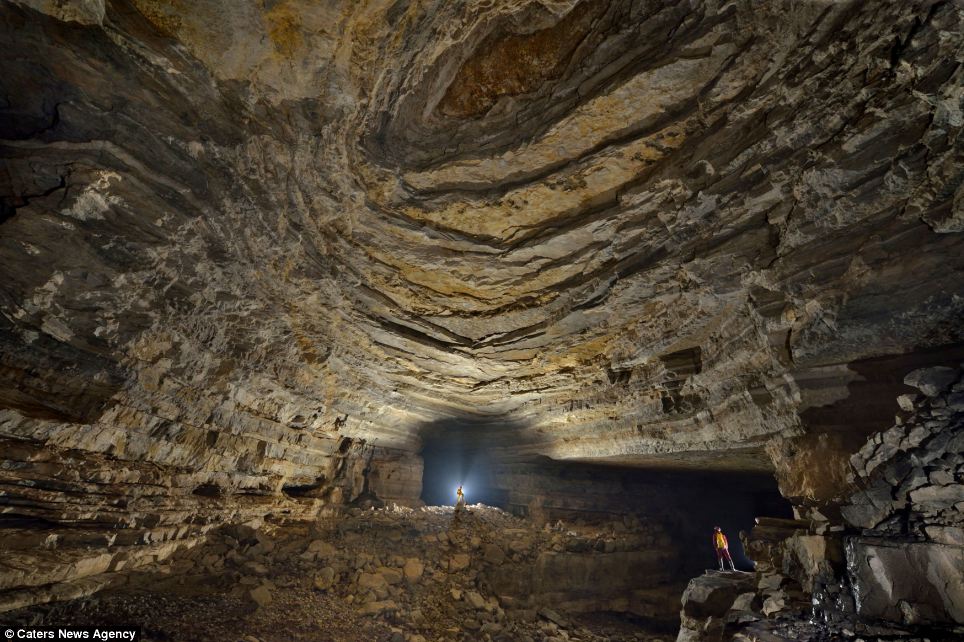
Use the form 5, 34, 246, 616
0, 505, 675, 642
674, 366, 964, 642
678, 569, 964, 642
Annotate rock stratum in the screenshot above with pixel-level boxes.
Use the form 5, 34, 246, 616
1, 0, 963, 638
1, 505, 683, 642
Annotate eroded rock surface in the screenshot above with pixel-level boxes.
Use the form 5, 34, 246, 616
840, 365, 964, 629
677, 365, 964, 641
0, 505, 679, 642
0, 0, 963, 637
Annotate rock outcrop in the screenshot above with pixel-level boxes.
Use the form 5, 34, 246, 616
838, 364, 964, 629
676, 365, 964, 641
676, 571, 757, 642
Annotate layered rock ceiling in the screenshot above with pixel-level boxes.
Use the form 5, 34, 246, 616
1, 0, 963, 614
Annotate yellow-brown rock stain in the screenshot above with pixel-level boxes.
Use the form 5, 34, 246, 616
362, 246, 576, 311
131, 0, 185, 38
439, 0, 605, 118
397, 126, 688, 240
263, 0, 304, 58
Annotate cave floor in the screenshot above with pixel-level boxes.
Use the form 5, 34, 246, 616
0, 506, 676, 642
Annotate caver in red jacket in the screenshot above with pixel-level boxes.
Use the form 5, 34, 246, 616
713, 526, 735, 571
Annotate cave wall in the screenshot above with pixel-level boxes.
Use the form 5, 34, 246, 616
837, 365, 964, 627
678, 365, 963, 640
769, 344, 964, 519
1, 0, 963, 620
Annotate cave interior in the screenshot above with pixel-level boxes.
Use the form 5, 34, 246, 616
0, 1, 963, 641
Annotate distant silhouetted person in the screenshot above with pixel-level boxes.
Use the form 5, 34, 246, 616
455, 485, 466, 512
714, 526, 735, 571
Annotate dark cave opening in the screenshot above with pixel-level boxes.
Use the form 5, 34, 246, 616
419, 420, 511, 508
418, 420, 793, 572
495, 458, 794, 572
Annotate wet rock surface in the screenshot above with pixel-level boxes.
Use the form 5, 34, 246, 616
839, 365, 964, 629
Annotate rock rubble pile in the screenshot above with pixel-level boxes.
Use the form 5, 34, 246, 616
1, 504, 679, 642
676, 365, 964, 642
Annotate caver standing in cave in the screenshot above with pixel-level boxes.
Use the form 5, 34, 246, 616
455, 484, 466, 512
713, 526, 736, 571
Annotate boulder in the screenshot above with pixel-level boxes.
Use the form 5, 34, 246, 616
247, 584, 272, 609
848, 539, 964, 625
313, 566, 336, 591
904, 367, 958, 397
507, 534, 530, 555
677, 570, 758, 642
244, 561, 268, 576
730, 592, 758, 612
483, 543, 506, 565
449, 553, 470, 571
465, 590, 486, 610
403, 558, 424, 580
358, 572, 388, 592
924, 526, 964, 547
841, 502, 886, 531
947, 391, 964, 411
358, 600, 398, 616
303, 539, 337, 560
909, 484, 964, 505
783, 534, 841, 593
761, 591, 786, 616
538, 607, 568, 627
254, 532, 275, 553
897, 394, 918, 412
480, 622, 503, 635
376, 566, 403, 585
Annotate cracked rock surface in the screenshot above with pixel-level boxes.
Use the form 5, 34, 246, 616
1, 0, 963, 634
677, 365, 964, 641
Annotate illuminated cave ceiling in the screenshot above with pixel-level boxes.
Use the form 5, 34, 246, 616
2, 0, 963, 487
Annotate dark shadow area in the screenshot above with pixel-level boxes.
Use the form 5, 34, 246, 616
495, 455, 791, 572
418, 417, 793, 573
192, 483, 224, 497
685, 470, 792, 570
798, 342, 964, 452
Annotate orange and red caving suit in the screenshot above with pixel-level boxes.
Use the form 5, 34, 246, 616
714, 531, 733, 563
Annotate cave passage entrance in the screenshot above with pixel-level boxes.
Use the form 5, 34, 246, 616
417, 419, 793, 572
656, 468, 793, 571
471, 454, 793, 572
418, 418, 515, 507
